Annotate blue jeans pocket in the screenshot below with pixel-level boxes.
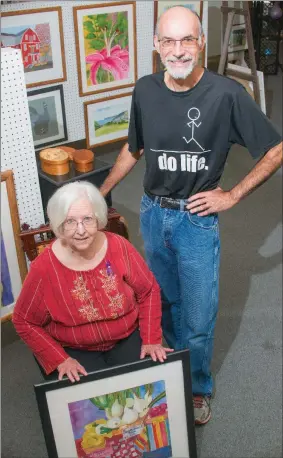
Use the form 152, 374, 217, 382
140, 195, 154, 214
188, 212, 218, 229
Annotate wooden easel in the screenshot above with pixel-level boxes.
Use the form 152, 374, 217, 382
218, 1, 261, 106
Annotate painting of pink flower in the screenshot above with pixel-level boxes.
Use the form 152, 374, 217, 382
83, 11, 130, 86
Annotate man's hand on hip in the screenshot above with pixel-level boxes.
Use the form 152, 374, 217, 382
186, 187, 238, 216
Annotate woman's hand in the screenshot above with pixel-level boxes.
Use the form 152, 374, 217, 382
57, 357, 87, 383
140, 344, 174, 363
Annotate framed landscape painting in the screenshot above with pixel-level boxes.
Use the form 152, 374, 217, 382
1, 170, 27, 322
73, 2, 137, 96
84, 92, 132, 148
27, 84, 68, 150
1, 7, 66, 88
35, 350, 197, 458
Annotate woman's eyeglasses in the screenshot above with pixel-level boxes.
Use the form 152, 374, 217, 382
63, 216, 97, 232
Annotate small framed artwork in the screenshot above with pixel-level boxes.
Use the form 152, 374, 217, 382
84, 92, 132, 148
1, 7, 66, 88
27, 84, 68, 150
228, 24, 248, 53
154, 1, 203, 31
73, 2, 138, 97
1, 170, 28, 322
34, 350, 197, 458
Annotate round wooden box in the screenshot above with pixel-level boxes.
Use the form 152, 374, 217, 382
59, 146, 76, 161
73, 149, 94, 173
39, 148, 70, 176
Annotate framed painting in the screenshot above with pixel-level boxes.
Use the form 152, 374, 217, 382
1, 7, 66, 88
73, 2, 138, 97
154, 1, 203, 30
27, 84, 68, 150
34, 350, 197, 458
84, 92, 132, 148
1, 170, 27, 322
228, 24, 248, 53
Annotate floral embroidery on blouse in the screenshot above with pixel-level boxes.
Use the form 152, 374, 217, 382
98, 266, 124, 318
71, 275, 101, 322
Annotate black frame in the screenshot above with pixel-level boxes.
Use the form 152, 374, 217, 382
27, 84, 68, 150
34, 349, 197, 458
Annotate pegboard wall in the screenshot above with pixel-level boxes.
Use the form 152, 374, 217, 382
1, 0, 155, 145
1, 1, 208, 146
1, 48, 45, 227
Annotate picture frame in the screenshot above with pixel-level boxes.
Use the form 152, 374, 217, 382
34, 350, 197, 458
1, 170, 27, 322
84, 92, 132, 149
73, 1, 138, 97
228, 24, 248, 53
27, 84, 68, 150
1, 7, 67, 88
153, 1, 206, 67
226, 63, 266, 114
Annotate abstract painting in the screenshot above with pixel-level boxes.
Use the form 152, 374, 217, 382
27, 84, 67, 150
74, 2, 137, 96
1, 7, 66, 87
68, 380, 172, 457
34, 351, 197, 458
1, 171, 27, 321
84, 93, 132, 148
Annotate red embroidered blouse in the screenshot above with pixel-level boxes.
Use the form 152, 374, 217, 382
13, 232, 162, 374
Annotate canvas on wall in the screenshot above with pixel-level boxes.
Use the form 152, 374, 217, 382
74, 2, 137, 96
1, 7, 66, 88
84, 93, 132, 148
1, 171, 27, 321
27, 84, 67, 150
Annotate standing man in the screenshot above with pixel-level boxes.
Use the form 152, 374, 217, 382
100, 6, 282, 425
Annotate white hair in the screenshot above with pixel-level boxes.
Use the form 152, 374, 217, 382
155, 6, 204, 43
47, 181, 108, 237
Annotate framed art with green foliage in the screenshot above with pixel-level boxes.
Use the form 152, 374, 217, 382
84, 92, 132, 148
73, 2, 137, 96
34, 350, 197, 458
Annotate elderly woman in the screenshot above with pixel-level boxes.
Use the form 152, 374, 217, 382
13, 182, 172, 382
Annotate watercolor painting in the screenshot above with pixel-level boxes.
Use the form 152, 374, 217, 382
85, 93, 132, 148
68, 380, 172, 458
1, 23, 52, 71
74, 3, 137, 96
83, 11, 129, 87
2, 8, 66, 88
94, 103, 129, 138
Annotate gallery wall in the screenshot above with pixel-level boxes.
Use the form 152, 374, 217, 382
1, 0, 208, 147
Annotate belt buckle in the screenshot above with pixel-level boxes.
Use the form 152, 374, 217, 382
160, 197, 180, 210
160, 197, 167, 208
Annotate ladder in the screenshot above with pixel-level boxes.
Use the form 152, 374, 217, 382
218, 1, 261, 106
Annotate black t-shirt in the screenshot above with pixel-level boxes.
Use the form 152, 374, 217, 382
128, 68, 281, 198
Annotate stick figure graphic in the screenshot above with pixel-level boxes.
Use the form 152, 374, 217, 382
182, 107, 205, 151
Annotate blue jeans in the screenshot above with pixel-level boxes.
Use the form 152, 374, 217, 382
140, 194, 220, 396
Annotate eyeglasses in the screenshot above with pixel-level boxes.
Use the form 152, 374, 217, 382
158, 36, 199, 49
63, 216, 97, 232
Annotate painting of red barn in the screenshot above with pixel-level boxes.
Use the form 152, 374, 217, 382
1, 24, 53, 71
2, 7, 66, 88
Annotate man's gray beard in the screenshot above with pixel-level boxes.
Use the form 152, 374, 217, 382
165, 59, 195, 80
